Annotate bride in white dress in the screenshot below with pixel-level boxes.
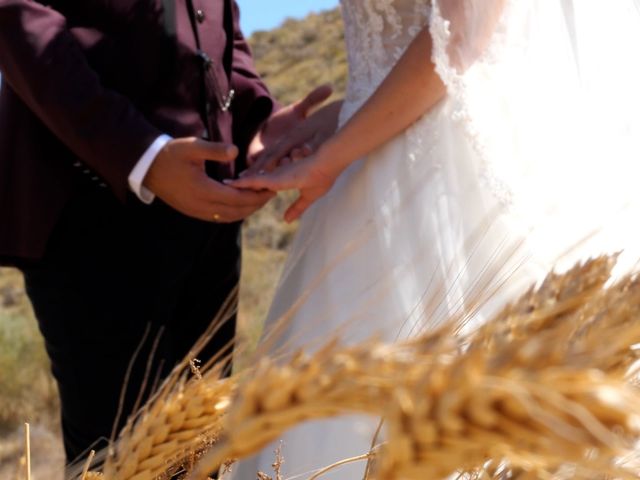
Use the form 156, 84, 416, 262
228, 0, 640, 478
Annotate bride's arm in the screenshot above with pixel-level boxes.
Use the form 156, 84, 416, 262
321, 0, 508, 174
318, 27, 444, 176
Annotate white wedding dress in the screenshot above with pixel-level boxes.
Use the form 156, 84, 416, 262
230, 1, 640, 478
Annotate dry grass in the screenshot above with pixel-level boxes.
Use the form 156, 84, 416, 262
0, 425, 64, 480
0, 268, 59, 432
0, 268, 62, 478
237, 244, 288, 358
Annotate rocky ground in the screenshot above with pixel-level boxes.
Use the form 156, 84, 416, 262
0, 424, 65, 480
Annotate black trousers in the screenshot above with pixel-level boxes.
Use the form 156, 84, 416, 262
20, 182, 239, 465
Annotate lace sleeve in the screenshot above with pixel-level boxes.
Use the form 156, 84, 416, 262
429, 0, 507, 82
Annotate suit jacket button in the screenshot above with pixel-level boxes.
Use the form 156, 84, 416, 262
196, 9, 205, 23
196, 50, 213, 70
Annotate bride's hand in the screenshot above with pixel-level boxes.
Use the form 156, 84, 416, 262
225, 155, 339, 223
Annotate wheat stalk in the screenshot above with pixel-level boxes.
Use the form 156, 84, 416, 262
24, 423, 31, 480
81, 450, 96, 480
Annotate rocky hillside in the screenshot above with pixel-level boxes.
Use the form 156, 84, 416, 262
249, 8, 347, 105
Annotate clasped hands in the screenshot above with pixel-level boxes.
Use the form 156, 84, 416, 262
145, 84, 340, 224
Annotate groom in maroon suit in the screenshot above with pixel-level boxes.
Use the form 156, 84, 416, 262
0, 0, 328, 464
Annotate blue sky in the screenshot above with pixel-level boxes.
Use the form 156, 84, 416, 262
236, 0, 339, 35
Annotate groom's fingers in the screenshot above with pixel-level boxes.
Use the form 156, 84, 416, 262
144, 136, 269, 223
294, 84, 333, 119
247, 138, 313, 177
205, 203, 263, 223
192, 139, 238, 163
245, 142, 289, 176
241, 85, 331, 175
202, 177, 274, 206
190, 193, 270, 223
227, 168, 295, 192
170, 137, 238, 163
193, 186, 273, 223
250, 130, 320, 176
224, 176, 272, 192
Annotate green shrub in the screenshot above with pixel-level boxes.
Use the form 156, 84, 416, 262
0, 269, 58, 433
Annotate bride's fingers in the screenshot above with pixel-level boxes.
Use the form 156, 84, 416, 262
225, 170, 294, 192
280, 156, 293, 167
290, 148, 304, 162
301, 143, 314, 157
224, 176, 274, 191
290, 143, 313, 162
284, 195, 313, 223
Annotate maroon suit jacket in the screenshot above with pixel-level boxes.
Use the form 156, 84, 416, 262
0, 0, 274, 264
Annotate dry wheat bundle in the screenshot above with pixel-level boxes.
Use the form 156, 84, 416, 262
187, 342, 640, 479
376, 258, 640, 479
96, 314, 455, 480
184, 340, 442, 479
471, 256, 640, 375
92, 291, 242, 480
186, 256, 640, 479
85, 255, 640, 480
101, 368, 235, 480
470, 256, 619, 352
377, 352, 640, 479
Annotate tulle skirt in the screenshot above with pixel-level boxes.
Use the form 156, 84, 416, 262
228, 101, 640, 480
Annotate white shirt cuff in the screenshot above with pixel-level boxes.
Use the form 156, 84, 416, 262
128, 134, 172, 204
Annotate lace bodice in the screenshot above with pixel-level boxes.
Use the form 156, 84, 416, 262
339, 0, 431, 120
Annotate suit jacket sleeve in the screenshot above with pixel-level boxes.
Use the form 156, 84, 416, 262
0, 0, 163, 202
229, 1, 275, 152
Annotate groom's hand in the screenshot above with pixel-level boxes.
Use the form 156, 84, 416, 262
245, 98, 343, 178
143, 137, 274, 223
246, 85, 333, 168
